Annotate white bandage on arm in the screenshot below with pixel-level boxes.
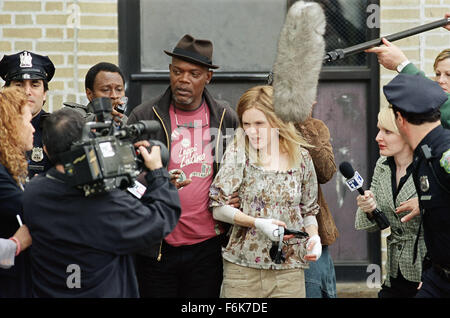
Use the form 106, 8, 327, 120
213, 205, 239, 224
303, 215, 318, 228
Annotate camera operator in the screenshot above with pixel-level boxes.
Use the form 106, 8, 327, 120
22, 108, 181, 297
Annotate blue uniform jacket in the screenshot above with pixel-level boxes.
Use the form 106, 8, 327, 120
412, 125, 450, 266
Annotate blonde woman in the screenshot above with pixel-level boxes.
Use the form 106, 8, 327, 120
355, 107, 424, 298
209, 85, 321, 298
0, 87, 35, 297
434, 48, 450, 94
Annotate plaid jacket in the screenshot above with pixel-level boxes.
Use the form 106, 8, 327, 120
355, 156, 426, 287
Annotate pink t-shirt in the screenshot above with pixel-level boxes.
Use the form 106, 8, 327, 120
165, 101, 223, 246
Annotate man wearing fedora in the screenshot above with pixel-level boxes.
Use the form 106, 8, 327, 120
0, 51, 55, 179
128, 34, 239, 298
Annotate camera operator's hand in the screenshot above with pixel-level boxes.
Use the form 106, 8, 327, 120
356, 190, 377, 214
254, 218, 287, 242
136, 141, 163, 171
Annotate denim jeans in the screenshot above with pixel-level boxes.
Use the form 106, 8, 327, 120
304, 245, 337, 298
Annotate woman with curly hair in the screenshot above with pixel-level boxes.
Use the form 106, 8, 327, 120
0, 86, 35, 297
209, 85, 321, 298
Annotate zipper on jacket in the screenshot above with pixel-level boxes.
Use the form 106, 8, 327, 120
152, 106, 170, 150
152, 106, 169, 262
157, 241, 162, 261
216, 109, 226, 172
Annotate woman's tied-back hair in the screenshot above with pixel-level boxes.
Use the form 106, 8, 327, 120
433, 48, 450, 71
0, 87, 30, 185
235, 85, 309, 168
378, 106, 399, 135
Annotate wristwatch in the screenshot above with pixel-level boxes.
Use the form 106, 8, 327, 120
396, 60, 410, 73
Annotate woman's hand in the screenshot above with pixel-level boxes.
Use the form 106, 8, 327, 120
254, 218, 287, 241
356, 190, 377, 214
305, 234, 322, 262
396, 197, 420, 222
13, 225, 32, 251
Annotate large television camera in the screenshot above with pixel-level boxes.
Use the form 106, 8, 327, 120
59, 97, 168, 196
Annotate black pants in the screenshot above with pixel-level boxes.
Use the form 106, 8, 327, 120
416, 266, 450, 298
378, 269, 420, 298
134, 235, 223, 298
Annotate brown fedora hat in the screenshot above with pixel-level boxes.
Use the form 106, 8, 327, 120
164, 34, 219, 69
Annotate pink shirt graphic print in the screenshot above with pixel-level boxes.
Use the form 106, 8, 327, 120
165, 101, 221, 246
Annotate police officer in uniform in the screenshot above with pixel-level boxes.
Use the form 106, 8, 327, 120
384, 73, 450, 298
0, 51, 55, 179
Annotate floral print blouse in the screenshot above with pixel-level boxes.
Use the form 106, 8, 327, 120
209, 142, 320, 270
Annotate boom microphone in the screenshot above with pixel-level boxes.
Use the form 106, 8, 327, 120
324, 17, 450, 63
272, 1, 326, 123
339, 161, 390, 230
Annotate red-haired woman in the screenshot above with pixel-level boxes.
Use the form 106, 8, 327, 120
0, 87, 35, 297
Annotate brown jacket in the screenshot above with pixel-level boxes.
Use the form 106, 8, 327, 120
296, 118, 339, 246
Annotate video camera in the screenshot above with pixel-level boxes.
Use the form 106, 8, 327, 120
59, 97, 169, 196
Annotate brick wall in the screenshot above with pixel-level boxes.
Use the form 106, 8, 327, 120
0, 0, 119, 112
379, 0, 450, 281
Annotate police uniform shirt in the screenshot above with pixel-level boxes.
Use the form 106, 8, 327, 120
27, 109, 51, 178
411, 125, 450, 266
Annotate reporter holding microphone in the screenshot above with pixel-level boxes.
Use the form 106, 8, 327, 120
355, 107, 424, 298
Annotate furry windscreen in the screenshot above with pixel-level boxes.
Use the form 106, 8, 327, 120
272, 1, 326, 124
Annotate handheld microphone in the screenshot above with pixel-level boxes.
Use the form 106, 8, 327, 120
339, 161, 390, 230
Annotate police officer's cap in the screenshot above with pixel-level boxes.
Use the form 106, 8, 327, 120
0, 51, 55, 82
383, 73, 447, 114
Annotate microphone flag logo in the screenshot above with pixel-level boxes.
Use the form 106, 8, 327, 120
344, 171, 364, 192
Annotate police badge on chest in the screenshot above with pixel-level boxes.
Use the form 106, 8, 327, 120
420, 175, 430, 192
31, 146, 44, 162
